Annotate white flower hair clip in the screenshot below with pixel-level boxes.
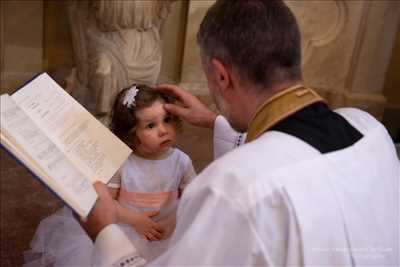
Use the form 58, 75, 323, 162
123, 85, 139, 108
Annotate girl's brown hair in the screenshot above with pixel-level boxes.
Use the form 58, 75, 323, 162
110, 84, 181, 147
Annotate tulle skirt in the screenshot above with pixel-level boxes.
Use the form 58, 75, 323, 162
23, 207, 93, 267
24, 206, 175, 266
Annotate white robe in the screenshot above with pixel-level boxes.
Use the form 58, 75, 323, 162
94, 108, 400, 266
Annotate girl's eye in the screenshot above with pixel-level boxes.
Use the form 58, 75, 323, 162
146, 123, 155, 129
164, 116, 173, 123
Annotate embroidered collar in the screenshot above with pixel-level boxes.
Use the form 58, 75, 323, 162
245, 84, 326, 143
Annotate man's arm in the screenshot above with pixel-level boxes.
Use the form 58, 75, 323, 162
156, 84, 246, 158
92, 224, 146, 267
213, 115, 247, 158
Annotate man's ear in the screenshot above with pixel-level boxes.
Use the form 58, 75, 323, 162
210, 58, 232, 93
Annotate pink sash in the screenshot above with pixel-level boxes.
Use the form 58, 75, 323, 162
119, 189, 178, 210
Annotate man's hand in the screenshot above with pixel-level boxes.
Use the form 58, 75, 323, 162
131, 211, 164, 241
115, 202, 164, 241
79, 182, 117, 241
156, 84, 217, 128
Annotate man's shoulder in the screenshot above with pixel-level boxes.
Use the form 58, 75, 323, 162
225, 130, 321, 169
334, 107, 383, 134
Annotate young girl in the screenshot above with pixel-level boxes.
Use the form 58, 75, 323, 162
24, 85, 196, 266
108, 84, 196, 260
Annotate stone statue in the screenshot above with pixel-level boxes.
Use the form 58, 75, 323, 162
66, 0, 173, 121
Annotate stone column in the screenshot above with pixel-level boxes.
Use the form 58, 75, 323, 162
179, 0, 400, 119
0, 0, 44, 94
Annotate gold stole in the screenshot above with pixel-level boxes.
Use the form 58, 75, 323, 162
245, 85, 326, 143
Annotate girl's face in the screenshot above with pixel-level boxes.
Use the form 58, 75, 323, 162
132, 99, 177, 159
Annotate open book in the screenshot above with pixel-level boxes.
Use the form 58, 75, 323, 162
0, 73, 131, 218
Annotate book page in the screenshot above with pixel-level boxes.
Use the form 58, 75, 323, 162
11, 73, 131, 184
0, 94, 97, 217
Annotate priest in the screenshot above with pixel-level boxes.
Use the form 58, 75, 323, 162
81, 0, 399, 266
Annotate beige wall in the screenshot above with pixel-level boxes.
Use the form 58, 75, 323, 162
0, 0, 43, 94
2, 1, 399, 113
179, 0, 400, 118
159, 0, 189, 83
383, 29, 400, 108
43, 0, 74, 86
0, 0, 190, 86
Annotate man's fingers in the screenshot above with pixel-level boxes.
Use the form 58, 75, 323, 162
155, 84, 190, 102
93, 181, 111, 199
152, 223, 164, 233
157, 83, 217, 128
143, 210, 159, 217
145, 233, 152, 241
146, 232, 156, 241
150, 229, 163, 240
164, 103, 190, 118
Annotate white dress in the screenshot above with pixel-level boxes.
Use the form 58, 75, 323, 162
24, 148, 196, 267
115, 149, 196, 261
